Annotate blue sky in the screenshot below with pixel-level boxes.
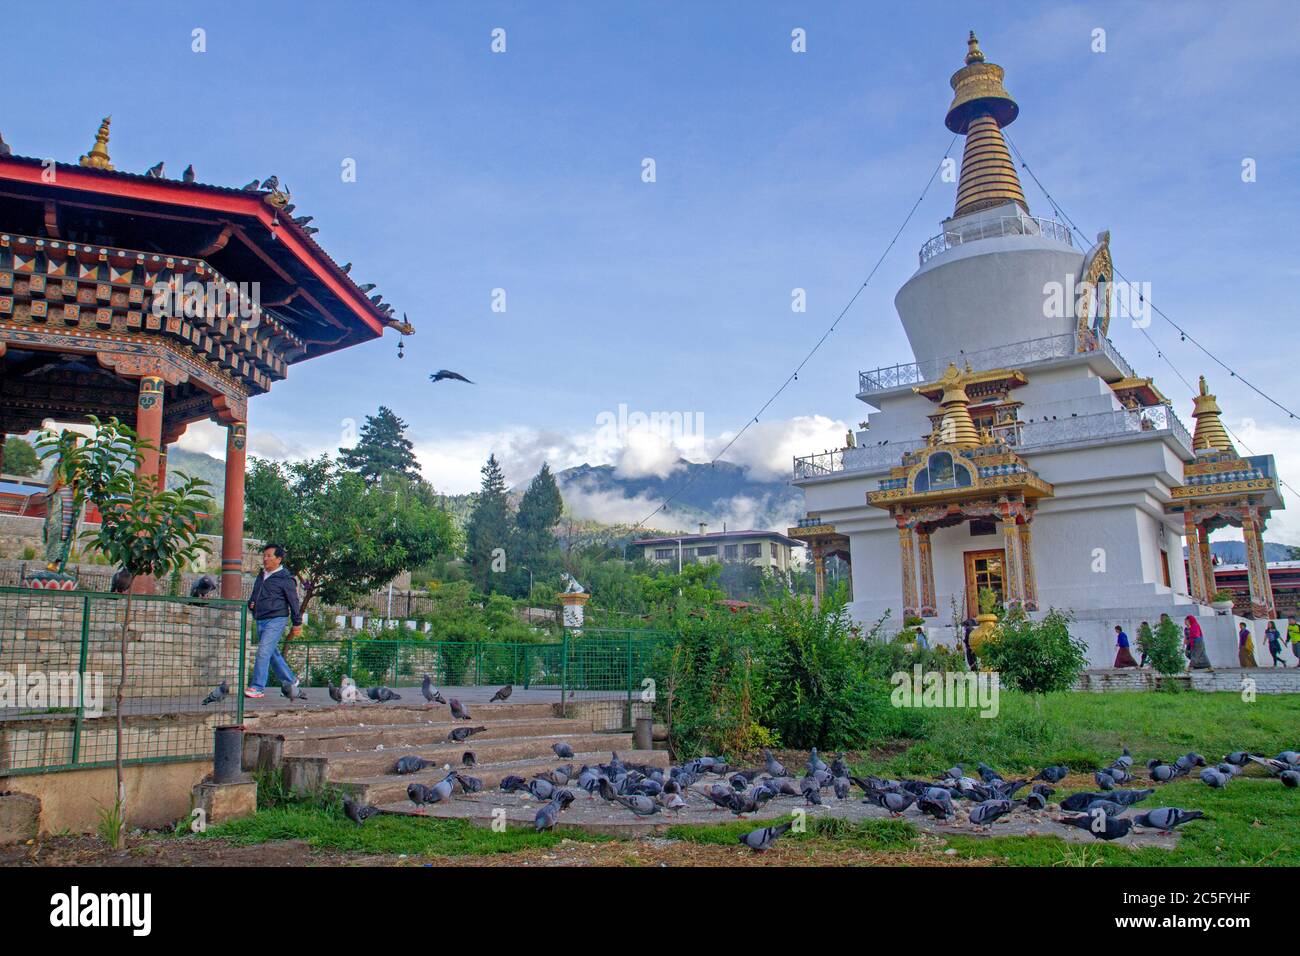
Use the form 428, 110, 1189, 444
6, 1, 1299, 537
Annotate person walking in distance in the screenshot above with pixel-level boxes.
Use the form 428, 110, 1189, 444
245, 544, 303, 698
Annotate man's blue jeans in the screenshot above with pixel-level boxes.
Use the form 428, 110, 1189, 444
250, 615, 296, 690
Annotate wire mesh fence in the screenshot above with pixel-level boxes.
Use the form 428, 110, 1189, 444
0, 586, 246, 775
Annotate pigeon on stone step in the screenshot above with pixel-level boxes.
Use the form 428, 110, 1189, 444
457, 774, 484, 793
489, 684, 513, 702
449, 698, 471, 720
740, 820, 793, 851
344, 798, 379, 825
528, 778, 555, 801
800, 776, 823, 806
367, 686, 401, 701
807, 748, 828, 775
327, 684, 342, 703
394, 755, 435, 775
1081, 798, 1127, 817
1132, 807, 1206, 831
427, 771, 458, 803
1060, 791, 1109, 812
833, 777, 850, 800
864, 787, 916, 816
447, 725, 486, 742
535, 797, 562, 831
552, 742, 575, 759
763, 749, 787, 778
500, 775, 527, 793
614, 793, 661, 817
280, 679, 307, 701
201, 681, 229, 705
1059, 811, 1133, 841
407, 783, 436, 806
830, 754, 849, 778
969, 799, 1014, 826
420, 674, 445, 705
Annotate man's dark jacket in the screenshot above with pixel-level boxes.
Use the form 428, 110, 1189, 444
247, 569, 303, 626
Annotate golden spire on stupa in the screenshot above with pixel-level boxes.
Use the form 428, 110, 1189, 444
79, 116, 114, 170
923, 363, 982, 448
1190, 376, 1236, 454
945, 32, 1027, 218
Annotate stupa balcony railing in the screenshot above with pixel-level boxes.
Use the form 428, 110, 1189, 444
858, 330, 1135, 396
792, 403, 1192, 481
919, 215, 1073, 265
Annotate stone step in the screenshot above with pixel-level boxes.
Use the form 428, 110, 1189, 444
249, 716, 597, 759
338, 748, 670, 807
314, 730, 632, 781
245, 700, 556, 731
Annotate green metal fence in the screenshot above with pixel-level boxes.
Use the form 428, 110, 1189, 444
0, 586, 247, 776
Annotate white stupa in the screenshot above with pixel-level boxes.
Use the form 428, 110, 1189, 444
790, 33, 1284, 668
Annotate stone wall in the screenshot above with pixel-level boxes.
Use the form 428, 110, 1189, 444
1074, 667, 1300, 694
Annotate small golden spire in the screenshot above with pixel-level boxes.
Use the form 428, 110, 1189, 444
965, 30, 985, 65
945, 33, 1027, 217
79, 116, 114, 170
918, 363, 981, 448
1190, 375, 1236, 454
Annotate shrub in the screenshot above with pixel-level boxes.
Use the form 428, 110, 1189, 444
1141, 617, 1187, 677
979, 608, 1087, 694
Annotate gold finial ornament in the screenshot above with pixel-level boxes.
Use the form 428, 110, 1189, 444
1190, 376, 1236, 454
79, 116, 114, 170
919, 363, 981, 449
945, 33, 1028, 217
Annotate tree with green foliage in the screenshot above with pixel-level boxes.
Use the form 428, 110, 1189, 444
3, 435, 41, 477
245, 456, 454, 612
338, 406, 421, 484
979, 608, 1088, 694
510, 463, 563, 596
37, 417, 212, 849
464, 454, 512, 594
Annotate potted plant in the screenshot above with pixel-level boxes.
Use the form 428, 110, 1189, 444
1210, 589, 1235, 615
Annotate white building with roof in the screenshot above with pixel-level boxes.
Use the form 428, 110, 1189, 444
789, 33, 1284, 668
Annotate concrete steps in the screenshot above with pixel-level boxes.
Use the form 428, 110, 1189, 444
248, 697, 657, 810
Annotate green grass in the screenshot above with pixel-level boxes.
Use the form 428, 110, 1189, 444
665, 815, 917, 851
858, 689, 1300, 776
199, 803, 614, 857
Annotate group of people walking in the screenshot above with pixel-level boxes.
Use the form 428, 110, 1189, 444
1113, 614, 1300, 669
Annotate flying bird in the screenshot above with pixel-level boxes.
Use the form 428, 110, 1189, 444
430, 369, 473, 384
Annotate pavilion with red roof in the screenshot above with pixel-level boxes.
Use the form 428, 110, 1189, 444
0, 118, 412, 596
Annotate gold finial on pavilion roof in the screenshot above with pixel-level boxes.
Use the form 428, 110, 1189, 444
920, 363, 981, 449
965, 30, 986, 65
1191, 375, 1236, 454
79, 116, 114, 170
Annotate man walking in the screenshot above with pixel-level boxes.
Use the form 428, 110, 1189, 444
245, 543, 303, 698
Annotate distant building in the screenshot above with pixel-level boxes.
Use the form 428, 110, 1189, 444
1211, 561, 1300, 621
636, 528, 801, 574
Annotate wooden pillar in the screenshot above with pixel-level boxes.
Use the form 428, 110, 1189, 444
917, 528, 936, 617
1198, 523, 1215, 603
1019, 520, 1038, 611
1242, 508, 1274, 618
1001, 514, 1024, 609
131, 376, 165, 594
897, 518, 918, 619
220, 421, 247, 599
1183, 511, 1206, 602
